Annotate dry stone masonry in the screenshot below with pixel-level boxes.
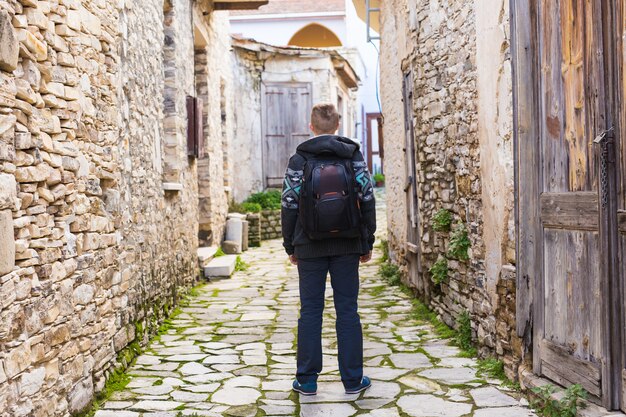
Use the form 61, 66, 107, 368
260, 209, 281, 241
380, 0, 521, 378
0, 0, 232, 415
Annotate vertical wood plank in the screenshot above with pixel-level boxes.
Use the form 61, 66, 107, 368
561, 0, 588, 191
541, 0, 569, 193
511, 0, 542, 363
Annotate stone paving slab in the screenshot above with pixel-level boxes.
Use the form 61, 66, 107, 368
99, 192, 536, 416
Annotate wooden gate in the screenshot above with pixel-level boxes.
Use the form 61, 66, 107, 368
512, 0, 624, 409
261, 82, 312, 188
402, 71, 422, 288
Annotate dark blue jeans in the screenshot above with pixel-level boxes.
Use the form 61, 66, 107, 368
296, 254, 363, 389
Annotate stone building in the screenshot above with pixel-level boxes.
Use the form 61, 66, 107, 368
375, 0, 519, 374
230, 0, 384, 175
376, 0, 626, 412
230, 37, 359, 201
0, 0, 265, 415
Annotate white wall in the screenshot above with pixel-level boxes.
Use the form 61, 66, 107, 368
230, 16, 347, 46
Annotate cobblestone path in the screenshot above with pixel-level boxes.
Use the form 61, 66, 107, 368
96, 194, 536, 417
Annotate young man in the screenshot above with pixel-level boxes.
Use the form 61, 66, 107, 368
281, 103, 376, 395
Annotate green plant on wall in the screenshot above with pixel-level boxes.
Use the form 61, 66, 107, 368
240, 202, 262, 213
455, 310, 473, 352
378, 239, 389, 263
245, 190, 282, 210
429, 257, 448, 285
432, 209, 453, 232
448, 223, 471, 261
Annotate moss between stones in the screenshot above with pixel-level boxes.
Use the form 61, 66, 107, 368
376, 261, 479, 358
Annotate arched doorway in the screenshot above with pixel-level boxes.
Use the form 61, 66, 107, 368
288, 23, 342, 48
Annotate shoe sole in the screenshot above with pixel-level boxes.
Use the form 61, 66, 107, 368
293, 387, 317, 396
345, 384, 371, 395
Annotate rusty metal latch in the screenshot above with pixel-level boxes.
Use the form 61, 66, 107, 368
594, 127, 615, 208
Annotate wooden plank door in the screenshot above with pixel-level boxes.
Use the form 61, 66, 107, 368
262, 83, 312, 188
513, 0, 623, 408
289, 84, 312, 156
402, 71, 422, 289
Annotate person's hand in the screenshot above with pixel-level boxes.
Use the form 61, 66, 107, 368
289, 254, 298, 265
360, 252, 372, 263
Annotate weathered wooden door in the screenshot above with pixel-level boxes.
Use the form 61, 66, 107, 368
262, 83, 312, 188
513, 0, 623, 409
402, 71, 422, 288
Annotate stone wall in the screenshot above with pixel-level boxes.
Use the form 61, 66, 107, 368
196, 10, 232, 247
246, 213, 261, 247
0, 0, 231, 415
380, 0, 519, 375
260, 209, 281, 241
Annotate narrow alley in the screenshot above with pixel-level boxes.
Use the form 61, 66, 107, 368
93, 194, 536, 417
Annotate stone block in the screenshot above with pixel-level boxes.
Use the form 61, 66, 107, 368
19, 366, 45, 396
0, 210, 15, 276
0, 10, 19, 72
72, 284, 94, 305
197, 246, 218, 267
15, 164, 50, 183
45, 324, 70, 347
0, 114, 16, 139
204, 255, 236, 278
222, 240, 241, 255
225, 218, 243, 245
241, 220, 249, 251
23, 7, 48, 30
0, 173, 17, 210
5, 342, 30, 378
16, 29, 47, 62
69, 376, 93, 414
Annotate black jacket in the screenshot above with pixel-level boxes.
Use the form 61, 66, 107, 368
281, 135, 377, 259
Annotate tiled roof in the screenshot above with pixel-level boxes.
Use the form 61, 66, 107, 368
230, 0, 345, 16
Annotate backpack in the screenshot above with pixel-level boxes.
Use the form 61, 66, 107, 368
298, 154, 362, 240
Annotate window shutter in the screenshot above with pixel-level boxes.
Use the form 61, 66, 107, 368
196, 97, 205, 158
187, 95, 205, 158
187, 96, 196, 157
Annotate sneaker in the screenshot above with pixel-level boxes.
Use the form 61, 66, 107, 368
345, 376, 372, 394
292, 379, 317, 396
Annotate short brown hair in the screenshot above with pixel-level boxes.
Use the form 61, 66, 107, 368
310, 103, 340, 134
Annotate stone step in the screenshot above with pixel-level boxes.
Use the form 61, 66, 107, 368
203, 255, 237, 278
197, 246, 219, 267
